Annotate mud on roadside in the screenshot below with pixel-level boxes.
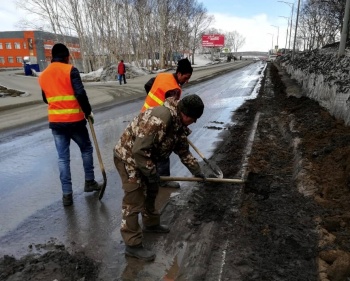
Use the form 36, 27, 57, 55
184, 62, 350, 280
0, 85, 25, 97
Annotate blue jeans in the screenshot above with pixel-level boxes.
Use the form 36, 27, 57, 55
52, 125, 95, 194
118, 74, 126, 84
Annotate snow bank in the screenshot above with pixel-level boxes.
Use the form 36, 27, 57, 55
80, 54, 214, 82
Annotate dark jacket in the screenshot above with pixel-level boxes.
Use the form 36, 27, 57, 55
144, 77, 156, 94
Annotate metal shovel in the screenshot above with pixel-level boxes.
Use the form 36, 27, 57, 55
88, 117, 107, 200
187, 138, 224, 178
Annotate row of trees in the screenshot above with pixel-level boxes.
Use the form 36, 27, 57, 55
297, 0, 348, 51
16, 0, 246, 73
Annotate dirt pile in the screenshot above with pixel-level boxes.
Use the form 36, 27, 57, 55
191, 61, 350, 280
0, 86, 25, 97
0, 248, 99, 281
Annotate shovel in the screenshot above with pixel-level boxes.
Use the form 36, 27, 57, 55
88, 117, 107, 200
187, 138, 223, 178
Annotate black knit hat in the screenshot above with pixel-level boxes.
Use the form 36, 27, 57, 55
178, 94, 204, 119
52, 43, 70, 58
176, 58, 193, 74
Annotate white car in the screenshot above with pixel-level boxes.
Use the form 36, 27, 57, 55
267, 55, 277, 62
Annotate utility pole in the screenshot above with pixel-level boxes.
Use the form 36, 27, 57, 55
292, 0, 301, 61
339, 0, 350, 56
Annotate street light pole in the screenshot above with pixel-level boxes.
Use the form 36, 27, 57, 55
292, 0, 301, 60
271, 25, 279, 50
339, 0, 350, 56
279, 16, 289, 50
267, 33, 274, 53
278, 1, 294, 51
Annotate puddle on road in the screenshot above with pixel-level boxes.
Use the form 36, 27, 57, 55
163, 241, 187, 280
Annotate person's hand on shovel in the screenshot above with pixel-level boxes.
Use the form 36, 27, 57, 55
86, 112, 94, 124
194, 171, 206, 182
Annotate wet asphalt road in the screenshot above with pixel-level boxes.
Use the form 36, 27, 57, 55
0, 62, 265, 279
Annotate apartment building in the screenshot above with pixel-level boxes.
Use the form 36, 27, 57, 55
0, 31, 82, 71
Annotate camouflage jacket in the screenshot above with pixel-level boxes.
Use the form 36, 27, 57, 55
114, 97, 201, 178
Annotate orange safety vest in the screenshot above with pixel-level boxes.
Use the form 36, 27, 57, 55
39, 62, 85, 123
141, 73, 181, 112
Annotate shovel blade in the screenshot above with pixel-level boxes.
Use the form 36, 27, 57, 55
98, 172, 107, 200
202, 160, 223, 179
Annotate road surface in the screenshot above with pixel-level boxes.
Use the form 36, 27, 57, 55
0, 61, 265, 280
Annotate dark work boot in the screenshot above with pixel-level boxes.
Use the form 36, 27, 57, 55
143, 224, 170, 233
125, 244, 156, 261
62, 193, 73, 206
84, 180, 102, 192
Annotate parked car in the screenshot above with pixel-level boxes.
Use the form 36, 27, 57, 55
266, 55, 277, 62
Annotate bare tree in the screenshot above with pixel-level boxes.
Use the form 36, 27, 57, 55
225, 31, 246, 52
14, 0, 217, 73
188, 1, 213, 65
298, 0, 345, 49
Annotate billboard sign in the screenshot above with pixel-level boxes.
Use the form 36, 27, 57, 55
202, 34, 225, 47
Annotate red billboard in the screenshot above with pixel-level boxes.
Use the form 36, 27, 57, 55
202, 34, 225, 47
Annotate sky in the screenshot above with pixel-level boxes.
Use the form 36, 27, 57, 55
200, 0, 299, 52
0, 0, 299, 52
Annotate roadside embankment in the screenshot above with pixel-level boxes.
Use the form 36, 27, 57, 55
280, 48, 350, 125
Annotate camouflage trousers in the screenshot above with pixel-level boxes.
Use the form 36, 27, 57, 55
114, 156, 160, 246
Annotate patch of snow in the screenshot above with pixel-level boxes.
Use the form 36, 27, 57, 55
192, 54, 215, 67
29, 54, 215, 82
80, 68, 104, 80
20, 92, 30, 97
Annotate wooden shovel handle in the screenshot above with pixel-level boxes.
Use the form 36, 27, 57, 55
88, 117, 107, 200
160, 176, 244, 184
187, 138, 206, 160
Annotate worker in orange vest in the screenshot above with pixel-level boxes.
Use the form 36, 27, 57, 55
142, 58, 193, 188
39, 43, 102, 206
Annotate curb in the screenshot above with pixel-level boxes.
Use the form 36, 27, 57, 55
0, 100, 43, 112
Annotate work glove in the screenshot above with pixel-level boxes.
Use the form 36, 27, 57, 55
194, 171, 206, 181
86, 112, 94, 124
